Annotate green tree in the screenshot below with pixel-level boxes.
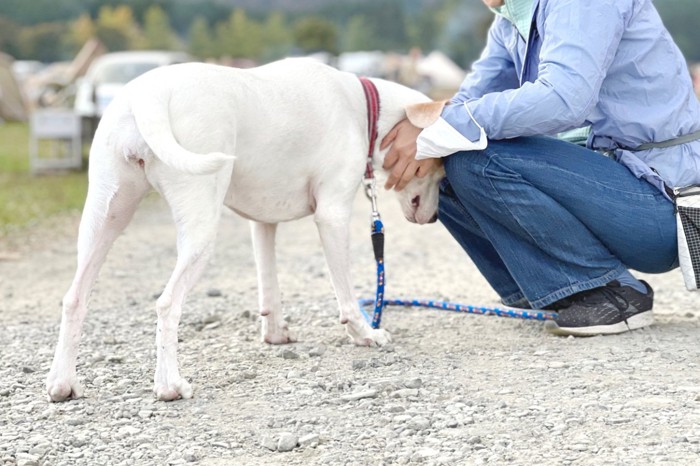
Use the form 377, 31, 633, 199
0, 16, 21, 58
656, 0, 700, 62
434, 0, 491, 68
188, 16, 216, 59
68, 13, 95, 52
216, 9, 263, 59
141, 5, 178, 50
95, 5, 142, 52
293, 16, 338, 54
344, 15, 376, 51
261, 11, 291, 61
405, 9, 439, 52
18, 22, 69, 61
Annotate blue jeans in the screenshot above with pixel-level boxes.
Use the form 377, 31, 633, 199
438, 136, 677, 309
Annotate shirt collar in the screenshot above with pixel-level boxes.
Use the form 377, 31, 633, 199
491, 0, 536, 40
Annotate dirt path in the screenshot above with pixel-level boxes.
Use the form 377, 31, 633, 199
0, 193, 698, 465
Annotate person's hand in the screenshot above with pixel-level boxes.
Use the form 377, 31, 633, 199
381, 118, 441, 191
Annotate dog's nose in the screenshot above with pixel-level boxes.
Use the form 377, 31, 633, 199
428, 213, 438, 223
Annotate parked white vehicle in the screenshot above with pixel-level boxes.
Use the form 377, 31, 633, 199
74, 51, 192, 120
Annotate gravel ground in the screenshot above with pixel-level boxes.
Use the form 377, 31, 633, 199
0, 192, 699, 466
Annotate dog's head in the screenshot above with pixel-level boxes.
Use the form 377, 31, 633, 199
390, 100, 447, 225
392, 165, 445, 224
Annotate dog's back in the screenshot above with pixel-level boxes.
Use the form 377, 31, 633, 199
112, 59, 370, 222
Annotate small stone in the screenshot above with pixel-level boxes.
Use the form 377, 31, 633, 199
21, 366, 35, 374
352, 360, 366, 370
183, 451, 198, 462
299, 433, 319, 447
309, 346, 326, 357
409, 416, 431, 431
404, 378, 422, 389
16, 453, 39, 466
606, 417, 632, 425
412, 448, 439, 461
280, 349, 300, 360
203, 314, 220, 324
260, 436, 277, 451
211, 442, 231, 449
385, 405, 405, 413
106, 355, 124, 364
65, 417, 86, 426
341, 389, 378, 402
392, 389, 419, 398
119, 426, 141, 436
206, 289, 222, 297
203, 321, 221, 330
467, 436, 482, 445
277, 433, 298, 452
71, 437, 87, 448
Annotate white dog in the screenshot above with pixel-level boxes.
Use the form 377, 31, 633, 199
46, 58, 446, 402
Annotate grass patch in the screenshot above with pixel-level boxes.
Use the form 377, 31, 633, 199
0, 122, 88, 235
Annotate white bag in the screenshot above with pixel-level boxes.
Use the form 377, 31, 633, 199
675, 185, 700, 290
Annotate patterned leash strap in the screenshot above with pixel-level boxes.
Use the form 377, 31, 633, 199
369, 218, 385, 329
359, 297, 556, 323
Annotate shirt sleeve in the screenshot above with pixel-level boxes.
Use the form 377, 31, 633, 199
433, 0, 632, 151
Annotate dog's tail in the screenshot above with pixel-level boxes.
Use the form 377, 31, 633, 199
129, 88, 234, 176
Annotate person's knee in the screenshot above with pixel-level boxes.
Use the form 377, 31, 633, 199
443, 150, 489, 186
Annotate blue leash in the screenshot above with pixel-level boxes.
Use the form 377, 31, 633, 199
359, 297, 556, 326
359, 180, 555, 327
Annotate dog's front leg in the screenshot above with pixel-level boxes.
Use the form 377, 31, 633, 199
315, 212, 391, 346
250, 221, 295, 344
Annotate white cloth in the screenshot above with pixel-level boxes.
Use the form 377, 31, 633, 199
415, 105, 487, 160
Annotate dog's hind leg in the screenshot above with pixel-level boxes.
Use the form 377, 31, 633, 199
46, 160, 149, 402
314, 207, 392, 347
153, 169, 231, 401
250, 221, 296, 344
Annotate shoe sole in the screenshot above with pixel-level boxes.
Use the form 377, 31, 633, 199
544, 310, 654, 337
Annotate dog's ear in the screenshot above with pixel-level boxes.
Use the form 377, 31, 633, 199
405, 100, 449, 129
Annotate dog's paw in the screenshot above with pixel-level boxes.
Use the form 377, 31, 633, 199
263, 330, 297, 345
350, 328, 392, 347
261, 318, 297, 345
153, 378, 193, 402
46, 376, 83, 402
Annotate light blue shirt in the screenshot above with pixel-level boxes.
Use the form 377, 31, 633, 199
443, 0, 700, 196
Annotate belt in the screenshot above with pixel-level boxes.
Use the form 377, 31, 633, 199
664, 183, 676, 200
621, 129, 700, 152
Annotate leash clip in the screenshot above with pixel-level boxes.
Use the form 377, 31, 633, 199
363, 177, 381, 220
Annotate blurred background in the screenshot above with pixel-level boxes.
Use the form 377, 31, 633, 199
0, 0, 699, 241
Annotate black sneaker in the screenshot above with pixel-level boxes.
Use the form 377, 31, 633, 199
544, 280, 654, 336
500, 296, 571, 311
